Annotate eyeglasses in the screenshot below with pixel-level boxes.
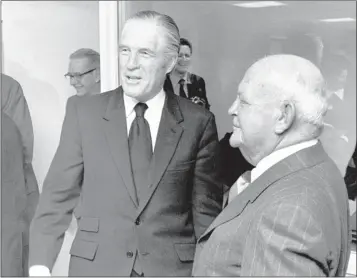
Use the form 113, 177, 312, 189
64, 68, 97, 80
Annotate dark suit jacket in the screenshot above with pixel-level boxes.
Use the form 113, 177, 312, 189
218, 132, 253, 187
29, 87, 223, 276
1, 73, 39, 226
1, 112, 29, 276
193, 142, 351, 276
164, 72, 210, 110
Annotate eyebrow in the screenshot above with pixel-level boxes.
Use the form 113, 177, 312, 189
118, 44, 128, 50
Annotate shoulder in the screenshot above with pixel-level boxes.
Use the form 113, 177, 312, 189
1, 73, 21, 87
189, 72, 205, 83
66, 88, 118, 110
257, 164, 343, 225
177, 94, 213, 121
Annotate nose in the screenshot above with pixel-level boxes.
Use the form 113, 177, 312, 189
126, 53, 139, 70
228, 99, 238, 116
70, 77, 78, 86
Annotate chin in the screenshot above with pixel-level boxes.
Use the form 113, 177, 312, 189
122, 84, 143, 96
229, 130, 243, 148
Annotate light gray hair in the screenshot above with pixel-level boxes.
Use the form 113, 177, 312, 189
69, 48, 100, 68
245, 54, 329, 137
127, 10, 180, 59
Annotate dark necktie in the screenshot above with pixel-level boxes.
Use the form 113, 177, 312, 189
179, 79, 187, 98
128, 103, 153, 204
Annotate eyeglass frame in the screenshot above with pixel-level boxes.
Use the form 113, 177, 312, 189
64, 68, 97, 80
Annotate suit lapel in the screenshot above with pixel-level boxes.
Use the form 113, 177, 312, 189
164, 74, 174, 95
103, 87, 138, 207
199, 141, 328, 241
136, 91, 184, 215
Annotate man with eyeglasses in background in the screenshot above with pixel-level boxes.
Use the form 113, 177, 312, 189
65, 48, 101, 96
164, 38, 210, 109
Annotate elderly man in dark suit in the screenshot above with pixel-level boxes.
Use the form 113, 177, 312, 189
1, 73, 39, 276
164, 38, 210, 110
193, 54, 350, 276
29, 10, 222, 277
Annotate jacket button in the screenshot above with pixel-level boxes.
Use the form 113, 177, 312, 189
135, 219, 141, 225
127, 251, 133, 258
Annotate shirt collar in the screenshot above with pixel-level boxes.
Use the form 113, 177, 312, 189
170, 71, 191, 85
123, 89, 166, 118
251, 139, 318, 182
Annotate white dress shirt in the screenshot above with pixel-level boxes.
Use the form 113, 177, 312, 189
170, 72, 190, 97
228, 139, 318, 203
29, 90, 166, 276
123, 89, 165, 149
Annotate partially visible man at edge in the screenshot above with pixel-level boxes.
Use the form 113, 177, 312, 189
193, 54, 350, 276
65, 48, 101, 97
29, 10, 222, 277
1, 73, 39, 276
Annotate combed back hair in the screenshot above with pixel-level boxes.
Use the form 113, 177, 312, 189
127, 10, 180, 59
70, 48, 100, 68
180, 38, 192, 53
245, 54, 328, 137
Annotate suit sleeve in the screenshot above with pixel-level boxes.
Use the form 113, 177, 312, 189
192, 114, 223, 238
2, 78, 40, 224
241, 202, 329, 276
23, 164, 39, 225
29, 96, 83, 270
2, 79, 34, 164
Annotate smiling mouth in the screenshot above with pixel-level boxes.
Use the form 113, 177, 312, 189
126, 75, 142, 84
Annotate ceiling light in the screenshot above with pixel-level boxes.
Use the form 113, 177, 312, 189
320, 18, 356, 23
233, 1, 286, 8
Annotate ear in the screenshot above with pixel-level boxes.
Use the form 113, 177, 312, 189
165, 55, 178, 74
274, 100, 295, 135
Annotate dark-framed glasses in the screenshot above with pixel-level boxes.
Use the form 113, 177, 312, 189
64, 68, 97, 80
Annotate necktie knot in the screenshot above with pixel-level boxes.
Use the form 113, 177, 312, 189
134, 103, 148, 118
178, 79, 185, 86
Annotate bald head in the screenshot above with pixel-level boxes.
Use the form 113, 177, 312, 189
229, 54, 328, 165
241, 54, 328, 132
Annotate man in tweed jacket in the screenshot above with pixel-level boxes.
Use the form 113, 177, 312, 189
192, 54, 351, 276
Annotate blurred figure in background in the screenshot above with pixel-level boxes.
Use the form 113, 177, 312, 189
1, 73, 39, 276
65, 48, 101, 96
164, 38, 210, 109
320, 52, 356, 176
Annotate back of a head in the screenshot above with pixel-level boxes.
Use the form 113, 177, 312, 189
69, 48, 100, 68
246, 54, 328, 138
127, 10, 180, 58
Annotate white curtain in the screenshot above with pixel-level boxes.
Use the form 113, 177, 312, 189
99, 1, 121, 92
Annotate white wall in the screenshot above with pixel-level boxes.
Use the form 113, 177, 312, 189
2, 1, 99, 275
